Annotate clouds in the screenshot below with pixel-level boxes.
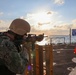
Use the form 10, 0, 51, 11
0, 0, 76, 35
72, 19, 76, 29
0, 12, 3, 16
53, 0, 65, 5
20, 9, 72, 35
0, 9, 76, 35
72, 19, 76, 24
0, 20, 11, 31
24, 9, 76, 35
24, 10, 60, 30
0, 20, 3, 23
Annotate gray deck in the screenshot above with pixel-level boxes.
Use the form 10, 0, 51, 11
53, 48, 76, 75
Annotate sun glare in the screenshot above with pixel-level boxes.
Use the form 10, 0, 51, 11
29, 11, 54, 30
33, 12, 51, 23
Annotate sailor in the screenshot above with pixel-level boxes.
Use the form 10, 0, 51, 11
0, 18, 30, 75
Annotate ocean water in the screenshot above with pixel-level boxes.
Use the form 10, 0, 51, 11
37, 35, 76, 45
49, 35, 76, 44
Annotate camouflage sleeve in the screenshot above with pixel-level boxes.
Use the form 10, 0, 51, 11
0, 38, 29, 74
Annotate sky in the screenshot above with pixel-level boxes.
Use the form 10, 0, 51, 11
0, 0, 76, 35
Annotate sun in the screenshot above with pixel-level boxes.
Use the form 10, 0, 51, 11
28, 11, 54, 30
33, 12, 50, 23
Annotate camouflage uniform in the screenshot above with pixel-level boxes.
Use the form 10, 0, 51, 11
0, 34, 29, 75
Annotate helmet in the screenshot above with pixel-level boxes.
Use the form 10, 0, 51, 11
9, 18, 30, 35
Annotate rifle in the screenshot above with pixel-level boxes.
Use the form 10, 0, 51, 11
24, 33, 44, 43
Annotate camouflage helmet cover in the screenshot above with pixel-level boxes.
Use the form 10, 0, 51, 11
9, 18, 30, 35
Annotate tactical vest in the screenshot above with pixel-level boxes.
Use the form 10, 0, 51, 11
0, 32, 16, 75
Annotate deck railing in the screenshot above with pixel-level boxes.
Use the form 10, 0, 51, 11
24, 44, 53, 75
